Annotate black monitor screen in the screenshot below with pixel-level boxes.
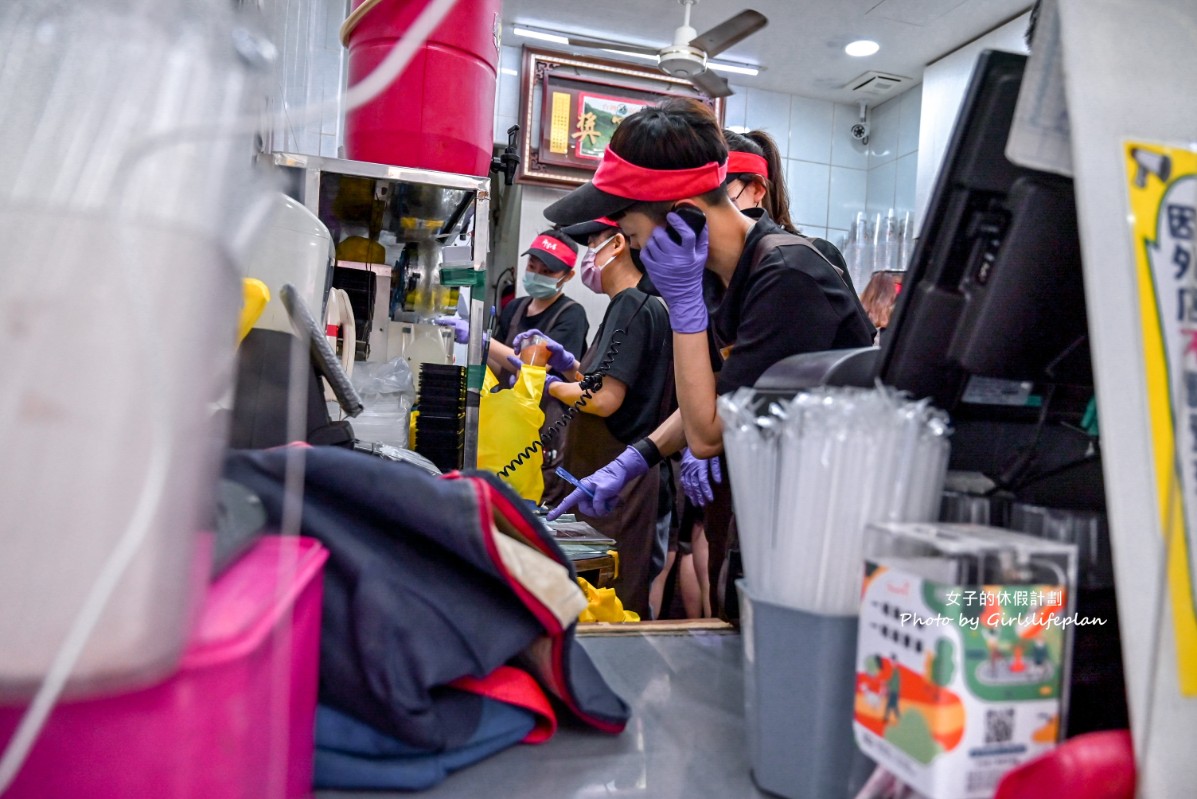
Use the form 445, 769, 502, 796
876, 50, 1091, 420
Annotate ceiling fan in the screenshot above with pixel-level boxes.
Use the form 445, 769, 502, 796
566, 0, 768, 98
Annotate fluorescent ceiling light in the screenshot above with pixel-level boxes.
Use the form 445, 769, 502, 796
513, 26, 569, 45
845, 40, 880, 57
601, 48, 658, 62
500, 67, 518, 76
707, 61, 759, 76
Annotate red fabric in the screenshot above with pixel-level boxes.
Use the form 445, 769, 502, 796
449, 666, 557, 744
528, 234, 577, 269
592, 147, 727, 201
728, 151, 768, 179
994, 730, 1135, 799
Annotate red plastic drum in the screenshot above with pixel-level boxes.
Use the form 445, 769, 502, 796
344, 0, 500, 176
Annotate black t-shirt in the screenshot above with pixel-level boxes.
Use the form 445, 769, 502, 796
712, 214, 875, 395
496, 295, 589, 377
585, 288, 672, 444
741, 207, 856, 294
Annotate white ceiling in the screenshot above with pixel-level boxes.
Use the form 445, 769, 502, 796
501, 0, 1033, 103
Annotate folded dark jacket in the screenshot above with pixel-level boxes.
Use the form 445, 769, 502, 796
224, 447, 629, 752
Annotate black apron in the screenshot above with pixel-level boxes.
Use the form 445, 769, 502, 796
499, 297, 575, 504
560, 342, 660, 618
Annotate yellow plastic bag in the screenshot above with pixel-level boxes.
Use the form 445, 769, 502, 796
477, 364, 546, 502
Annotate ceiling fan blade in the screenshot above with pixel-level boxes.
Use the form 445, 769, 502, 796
690, 69, 733, 98
690, 10, 767, 57
566, 36, 661, 57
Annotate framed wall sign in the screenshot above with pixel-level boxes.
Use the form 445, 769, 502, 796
515, 46, 726, 188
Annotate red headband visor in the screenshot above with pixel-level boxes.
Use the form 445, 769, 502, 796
591, 148, 728, 202
528, 235, 577, 269
727, 151, 769, 179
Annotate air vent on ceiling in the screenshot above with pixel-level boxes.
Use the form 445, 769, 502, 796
844, 71, 911, 98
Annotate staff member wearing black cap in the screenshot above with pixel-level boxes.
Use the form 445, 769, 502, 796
487, 229, 589, 500
544, 98, 873, 615
486, 229, 589, 381
514, 216, 672, 617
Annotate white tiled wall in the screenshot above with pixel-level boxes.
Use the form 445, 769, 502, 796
742, 90, 873, 246
260, 0, 345, 158
864, 84, 922, 236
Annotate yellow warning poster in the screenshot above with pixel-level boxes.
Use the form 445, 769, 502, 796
1124, 141, 1197, 694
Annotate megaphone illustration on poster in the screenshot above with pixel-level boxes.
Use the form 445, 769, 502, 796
1131, 147, 1171, 188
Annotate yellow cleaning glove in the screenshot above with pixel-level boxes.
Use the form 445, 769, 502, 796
576, 577, 640, 623
238, 278, 270, 342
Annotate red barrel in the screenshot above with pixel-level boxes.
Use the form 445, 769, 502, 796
343, 0, 500, 176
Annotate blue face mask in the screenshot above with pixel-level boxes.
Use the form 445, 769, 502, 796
523, 270, 563, 299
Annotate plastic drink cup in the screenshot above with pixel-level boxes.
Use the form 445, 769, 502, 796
520, 334, 551, 367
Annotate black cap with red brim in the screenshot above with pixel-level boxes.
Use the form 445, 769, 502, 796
521, 232, 578, 273
561, 217, 620, 241
545, 147, 728, 226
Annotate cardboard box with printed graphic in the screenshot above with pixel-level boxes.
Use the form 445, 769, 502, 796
854, 523, 1077, 799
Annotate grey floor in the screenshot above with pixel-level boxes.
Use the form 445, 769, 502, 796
316, 631, 774, 798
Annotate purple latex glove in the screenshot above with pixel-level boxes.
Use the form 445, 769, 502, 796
512, 328, 577, 374
547, 446, 648, 520
640, 211, 710, 334
435, 315, 470, 344
680, 447, 723, 507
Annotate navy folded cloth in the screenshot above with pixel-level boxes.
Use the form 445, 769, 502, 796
313, 699, 534, 791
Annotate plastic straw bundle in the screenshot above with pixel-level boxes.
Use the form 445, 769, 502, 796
718, 385, 950, 614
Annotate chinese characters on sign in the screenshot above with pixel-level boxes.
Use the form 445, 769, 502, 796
548, 91, 572, 155
944, 589, 1064, 607
1125, 141, 1197, 694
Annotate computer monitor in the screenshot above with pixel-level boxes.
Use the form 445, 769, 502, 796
877, 50, 1092, 423
866, 49, 1104, 513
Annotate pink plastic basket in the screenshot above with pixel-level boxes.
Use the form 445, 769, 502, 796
0, 536, 328, 799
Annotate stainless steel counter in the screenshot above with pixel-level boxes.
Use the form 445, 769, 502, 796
316, 630, 773, 798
